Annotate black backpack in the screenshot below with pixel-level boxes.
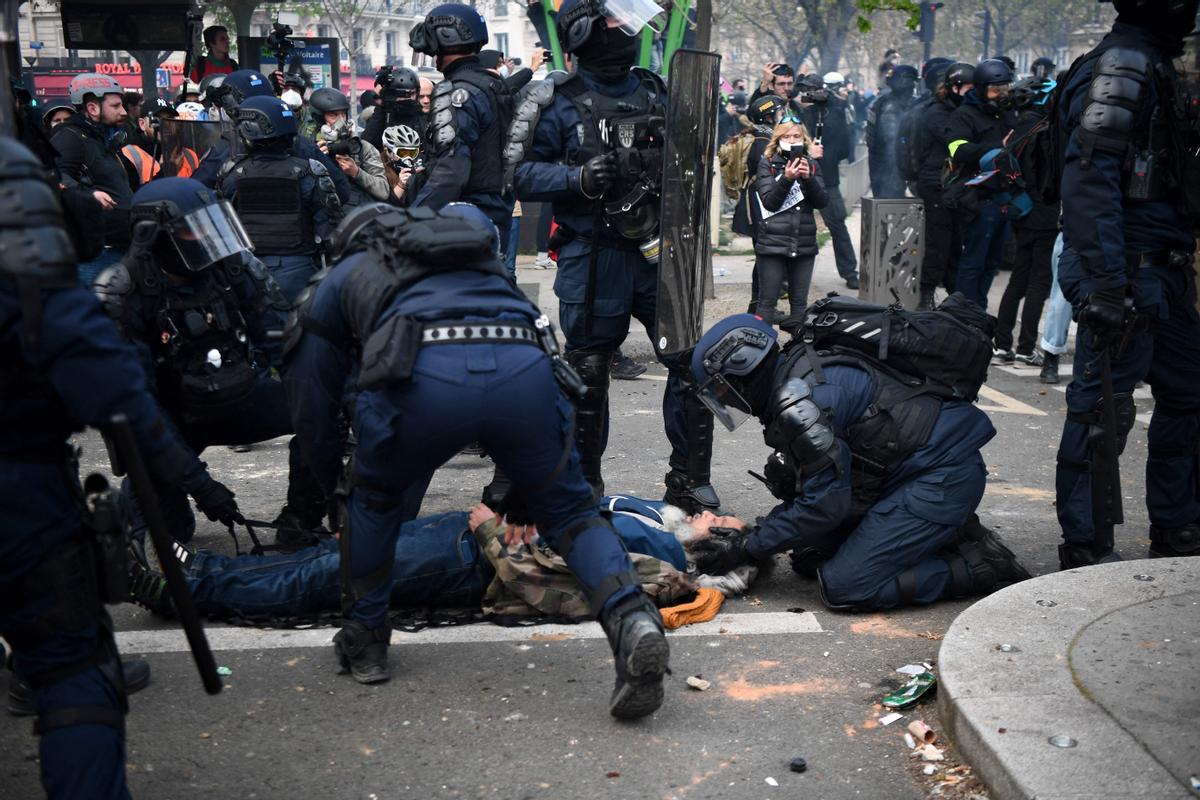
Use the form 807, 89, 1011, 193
792, 292, 995, 402
895, 96, 933, 183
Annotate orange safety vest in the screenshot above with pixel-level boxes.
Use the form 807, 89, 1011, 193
121, 144, 160, 185
176, 148, 200, 179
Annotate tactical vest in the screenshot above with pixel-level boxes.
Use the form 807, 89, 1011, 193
222, 154, 317, 256
778, 345, 941, 519
0, 334, 74, 460
449, 67, 513, 196
126, 257, 258, 423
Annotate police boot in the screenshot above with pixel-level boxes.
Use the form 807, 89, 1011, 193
1148, 523, 1200, 558
599, 592, 670, 720
917, 288, 936, 311
1040, 352, 1060, 385
8, 658, 151, 717
941, 516, 1031, 598
566, 349, 611, 497
1058, 543, 1123, 570
272, 506, 327, 553
663, 394, 721, 514
333, 620, 391, 684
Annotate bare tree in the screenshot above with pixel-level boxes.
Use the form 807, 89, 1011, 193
318, 0, 388, 102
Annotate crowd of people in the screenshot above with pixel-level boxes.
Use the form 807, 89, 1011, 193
1, 0, 1197, 797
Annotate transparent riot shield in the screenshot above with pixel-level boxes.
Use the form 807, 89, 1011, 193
156, 118, 238, 178
653, 48, 722, 357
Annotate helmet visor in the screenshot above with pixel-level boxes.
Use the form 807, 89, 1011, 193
167, 199, 254, 271
695, 373, 752, 431
602, 0, 666, 36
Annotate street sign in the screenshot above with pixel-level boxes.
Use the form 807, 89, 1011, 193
25, 57, 38, 67
156, 68, 171, 88
30, 41, 44, 50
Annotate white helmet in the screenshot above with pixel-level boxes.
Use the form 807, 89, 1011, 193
382, 125, 421, 157
175, 101, 207, 121
823, 71, 845, 87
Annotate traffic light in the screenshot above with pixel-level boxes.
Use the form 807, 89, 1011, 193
917, 1, 944, 45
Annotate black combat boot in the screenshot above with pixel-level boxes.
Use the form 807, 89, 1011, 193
1058, 542, 1122, 570
599, 592, 670, 720
333, 620, 391, 684
663, 395, 721, 513
566, 349, 611, 496
1040, 352, 1060, 384
272, 506, 327, 552
1148, 523, 1200, 558
8, 659, 152, 717
941, 516, 1032, 597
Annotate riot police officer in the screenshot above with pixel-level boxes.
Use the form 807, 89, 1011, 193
0, 138, 239, 799
1054, 0, 1200, 567
407, 4, 515, 249
94, 177, 327, 546
686, 314, 1029, 610
216, 94, 343, 304
506, 0, 721, 513
283, 202, 670, 719
865, 64, 918, 198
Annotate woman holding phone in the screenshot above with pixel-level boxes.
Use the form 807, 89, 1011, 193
752, 119, 829, 325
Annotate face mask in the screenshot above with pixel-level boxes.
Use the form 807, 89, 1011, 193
281, 90, 303, 110
498, 65, 510, 78
320, 119, 348, 140
576, 27, 640, 83
780, 141, 798, 154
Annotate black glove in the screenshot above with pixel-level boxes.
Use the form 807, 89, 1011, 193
1079, 286, 1127, 334
689, 529, 757, 575
762, 451, 798, 502
577, 154, 617, 199
191, 477, 243, 526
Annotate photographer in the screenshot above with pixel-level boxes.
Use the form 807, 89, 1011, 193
752, 120, 828, 325
751, 62, 796, 109
363, 65, 425, 152
310, 87, 390, 207
381, 124, 424, 206
800, 72, 859, 288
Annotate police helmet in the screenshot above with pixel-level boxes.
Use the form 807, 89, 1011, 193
382, 125, 422, 158
409, 4, 489, 56
747, 94, 787, 126
1112, 0, 1199, 27
691, 314, 779, 431
221, 69, 275, 111
129, 178, 254, 274
0, 138, 78, 284
442, 202, 500, 255
886, 64, 919, 90
309, 87, 351, 116
557, 0, 663, 53
972, 59, 1013, 88
236, 95, 298, 142
1030, 57, 1056, 80
942, 62, 975, 90
331, 202, 406, 260
68, 73, 123, 107
920, 57, 953, 91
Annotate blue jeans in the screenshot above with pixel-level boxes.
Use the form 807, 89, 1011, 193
504, 216, 521, 280
77, 247, 124, 289
187, 512, 490, 618
1, 462, 130, 799
957, 200, 1011, 310
1039, 233, 1073, 355
819, 454, 988, 609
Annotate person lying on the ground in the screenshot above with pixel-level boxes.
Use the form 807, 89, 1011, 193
127, 495, 755, 622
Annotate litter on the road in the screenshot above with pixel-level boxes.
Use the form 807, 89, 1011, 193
923, 764, 937, 775
765, 776, 778, 786
216, 666, 232, 676
896, 664, 927, 676
907, 719, 936, 744
918, 744, 944, 762
882, 671, 936, 709
789, 757, 808, 773
903, 732, 917, 749
879, 712, 903, 726
686, 675, 711, 691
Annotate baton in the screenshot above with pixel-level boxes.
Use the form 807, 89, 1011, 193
105, 415, 223, 695
584, 197, 603, 338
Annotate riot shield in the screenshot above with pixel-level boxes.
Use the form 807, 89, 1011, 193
156, 118, 239, 178
655, 48, 721, 357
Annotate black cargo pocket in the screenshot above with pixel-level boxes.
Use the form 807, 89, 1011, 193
358, 314, 422, 391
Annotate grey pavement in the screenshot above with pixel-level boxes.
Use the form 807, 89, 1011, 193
938, 559, 1200, 800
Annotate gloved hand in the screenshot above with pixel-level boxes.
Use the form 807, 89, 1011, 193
191, 477, 243, 526
1079, 285, 1127, 334
577, 154, 617, 199
689, 529, 757, 575
762, 451, 797, 502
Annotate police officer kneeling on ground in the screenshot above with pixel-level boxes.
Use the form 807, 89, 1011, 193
685, 314, 1030, 610
308, 87, 390, 208
0, 138, 240, 799
1053, 0, 1200, 567
216, 94, 343, 304
94, 177, 327, 548
283, 202, 670, 719
507, 0, 721, 513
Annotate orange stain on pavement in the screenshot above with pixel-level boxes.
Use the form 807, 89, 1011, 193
849, 614, 921, 638
724, 676, 846, 701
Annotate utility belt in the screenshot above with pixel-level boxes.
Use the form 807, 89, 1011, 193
1130, 250, 1194, 271
552, 223, 645, 253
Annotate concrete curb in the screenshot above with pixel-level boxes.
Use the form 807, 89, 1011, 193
937, 559, 1199, 800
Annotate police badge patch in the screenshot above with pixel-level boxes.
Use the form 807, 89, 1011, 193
451, 88, 470, 108
618, 122, 636, 149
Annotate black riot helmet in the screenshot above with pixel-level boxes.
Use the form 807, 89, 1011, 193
943, 62, 975, 90
128, 178, 254, 275
557, 0, 663, 83
409, 3, 489, 56
1113, 0, 1200, 41
1031, 57, 1056, 80
921, 57, 953, 92
972, 59, 1014, 88
309, 87, 351, 116
886, 64, 919, 96
746, 94, 787, 126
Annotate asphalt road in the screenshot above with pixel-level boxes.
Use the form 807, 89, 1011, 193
0, 264, 1159, 800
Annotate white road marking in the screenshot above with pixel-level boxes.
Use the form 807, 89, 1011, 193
975, 385, 1046, 416
115, 611, 823, 654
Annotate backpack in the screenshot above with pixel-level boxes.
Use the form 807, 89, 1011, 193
796, 292, 995, 403
895, 96, 933, 183
718, 130, 755, 200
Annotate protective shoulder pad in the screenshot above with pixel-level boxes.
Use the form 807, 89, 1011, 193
241, 254, 291, 313
631, 66, 667, 97
282, 264, 333, 361
306, 157, 330, 177
504, 78, 559, 185
92, 261, 135, 325
763, 377, 837, 475
430, 79, 461, 153
1078, 47, 1152, 158
0, 178, 78, 290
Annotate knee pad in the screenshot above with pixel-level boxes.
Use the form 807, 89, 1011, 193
1069, 391, 1136, 456
815, 567, 863, 612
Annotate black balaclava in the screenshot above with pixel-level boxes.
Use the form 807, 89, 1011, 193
574, 25, 641, 84
731, 347, 782, 419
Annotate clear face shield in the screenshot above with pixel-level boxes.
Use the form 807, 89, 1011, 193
166, 199, 254, 271
601, 0, 666, 37
695, 372, 753, 431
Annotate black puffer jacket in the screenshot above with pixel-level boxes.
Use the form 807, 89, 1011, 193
752, 152, 829, 257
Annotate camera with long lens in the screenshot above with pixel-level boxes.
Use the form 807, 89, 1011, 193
325, 134, 362, 158
266, 22, 295, 68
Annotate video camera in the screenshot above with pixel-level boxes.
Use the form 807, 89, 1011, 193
796, 75, 828, 105
266, 22, 295, 69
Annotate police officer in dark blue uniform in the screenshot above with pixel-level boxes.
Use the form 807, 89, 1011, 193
1053, 0, 1200, 568
408, 4, 515, 250
505, 0, 720, 513
93, 177, 327, 547
0, 138, 240, 799
283, 202, 670, 718
191, 68, 353, 206
685, 314, 1029, 610
216, 94, 343, 305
